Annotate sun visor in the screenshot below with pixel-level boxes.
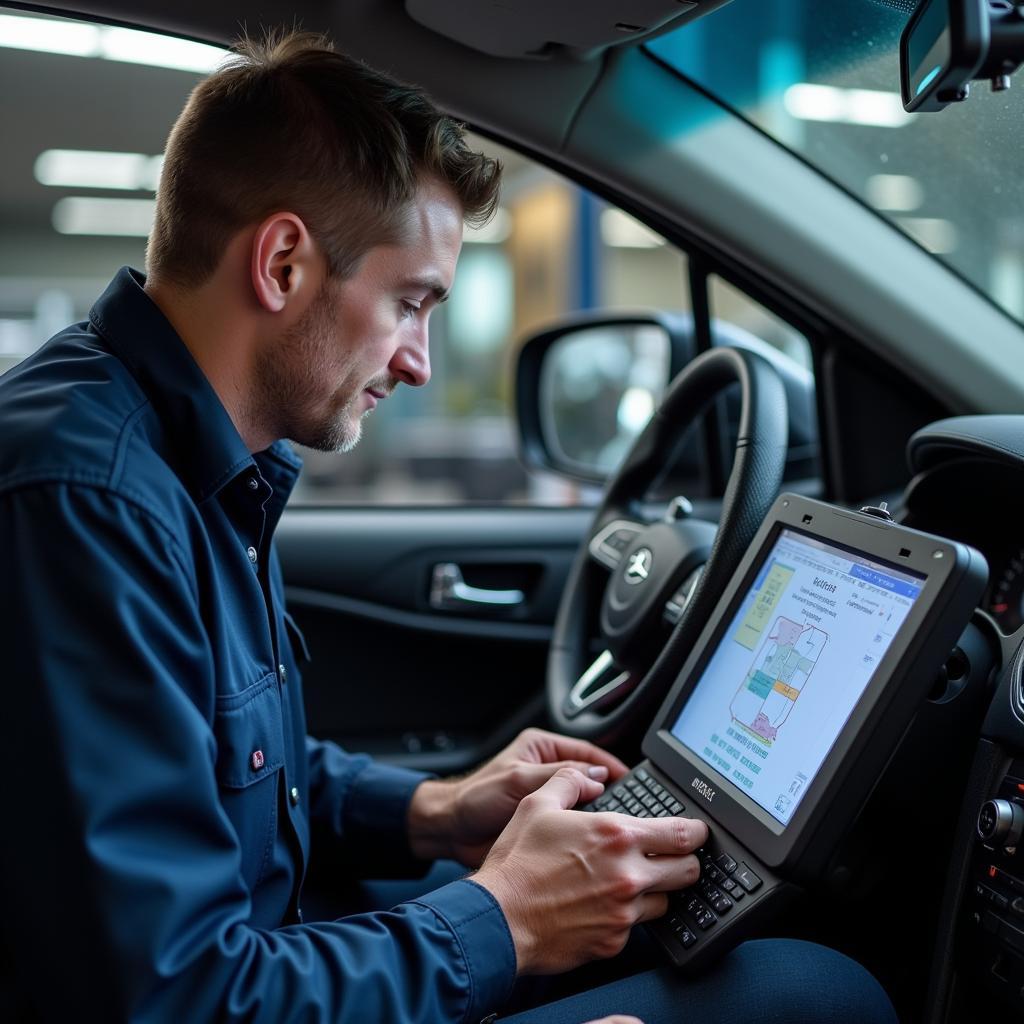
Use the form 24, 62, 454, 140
405, 0, 727, 60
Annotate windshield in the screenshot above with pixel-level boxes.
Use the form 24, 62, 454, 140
649, 0, 1024, 326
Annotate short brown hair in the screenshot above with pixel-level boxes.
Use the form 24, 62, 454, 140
147, 30, 501, 288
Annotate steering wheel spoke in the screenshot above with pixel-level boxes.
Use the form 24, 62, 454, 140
564, 650, 637, 718
664, 566, 704, 626
588, 517, 645, 569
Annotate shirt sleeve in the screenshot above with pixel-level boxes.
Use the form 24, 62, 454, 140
0, 483, 516, 1023
305, 736, 437, 878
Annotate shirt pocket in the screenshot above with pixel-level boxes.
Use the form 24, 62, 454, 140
213, 673, 285, 889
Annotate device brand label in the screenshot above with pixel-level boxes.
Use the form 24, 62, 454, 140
691, 776, 716, 803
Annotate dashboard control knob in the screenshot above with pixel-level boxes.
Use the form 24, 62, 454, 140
978, 799, 1024, 848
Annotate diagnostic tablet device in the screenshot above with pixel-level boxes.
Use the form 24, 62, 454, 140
589, 494, 987, 969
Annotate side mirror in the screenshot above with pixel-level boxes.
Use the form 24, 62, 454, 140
514, 311, 818, 486
515, 312, 695, 485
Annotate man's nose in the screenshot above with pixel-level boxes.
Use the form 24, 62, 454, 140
390, 326, 431, 388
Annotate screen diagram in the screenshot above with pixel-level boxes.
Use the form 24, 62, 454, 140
670, 527, 923, 827
730, 617, 828, 744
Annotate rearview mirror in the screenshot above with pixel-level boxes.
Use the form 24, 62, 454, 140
899, 0, 1024, 112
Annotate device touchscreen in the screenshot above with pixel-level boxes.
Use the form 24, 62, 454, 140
669, 527, 925, 829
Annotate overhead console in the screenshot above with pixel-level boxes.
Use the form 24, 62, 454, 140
404, 0, 733, 59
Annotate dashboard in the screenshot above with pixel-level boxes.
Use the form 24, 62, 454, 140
897, 417, 1024, 1015
900, 455, 1024, 636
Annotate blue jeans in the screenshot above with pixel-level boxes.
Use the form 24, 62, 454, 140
314, 861, 899, 1024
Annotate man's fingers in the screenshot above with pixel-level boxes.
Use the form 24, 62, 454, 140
630, 815, 708, 856
635, 851, 702, 895
513, 760, 610, 795
532, 766, 603, 810
635, 891, 670, 924
522, 729, 630, 779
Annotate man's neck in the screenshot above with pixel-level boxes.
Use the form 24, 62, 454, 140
144, 277, 271, 453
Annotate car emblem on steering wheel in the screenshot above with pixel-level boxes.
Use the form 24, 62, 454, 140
625, 548, 653, 584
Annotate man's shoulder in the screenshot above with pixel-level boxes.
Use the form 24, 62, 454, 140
0, 321, 187, 518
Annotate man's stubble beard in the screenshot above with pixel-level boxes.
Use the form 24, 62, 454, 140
253, 283, 371, 453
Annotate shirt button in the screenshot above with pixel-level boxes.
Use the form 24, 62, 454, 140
247, 546, 258, 565
278, 663, 287, 685
246, 476, 259, 490
289, 786, 300, 807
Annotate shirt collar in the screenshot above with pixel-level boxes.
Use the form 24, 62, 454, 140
89, 267, 302, 502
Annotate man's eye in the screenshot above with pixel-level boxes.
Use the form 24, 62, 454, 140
400, 301, 420, 320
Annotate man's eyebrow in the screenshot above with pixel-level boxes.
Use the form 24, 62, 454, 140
406, 278, 450, 304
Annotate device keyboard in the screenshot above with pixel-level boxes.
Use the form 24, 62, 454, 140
585, 762, 779, 968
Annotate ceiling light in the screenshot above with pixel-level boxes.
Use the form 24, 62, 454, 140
600, 209, 665, 249
35, 150, 164, 191
865, 174, 924, 212
98, 27, 226, 74
784, 83, 914, 128
895, 216, 958, 254
53, 197, 156, 236
0, 13, 225, 74
0, 14, 99, 57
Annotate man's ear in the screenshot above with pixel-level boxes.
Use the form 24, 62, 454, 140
250, 212, 319, 313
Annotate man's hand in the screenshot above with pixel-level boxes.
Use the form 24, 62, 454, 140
472, 767, 707, 975
408, 728, 628, 866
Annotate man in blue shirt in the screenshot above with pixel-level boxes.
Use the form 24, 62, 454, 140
0, 29, 897, 1024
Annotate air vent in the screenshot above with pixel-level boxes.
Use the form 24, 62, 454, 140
1011, 645, 1024, 726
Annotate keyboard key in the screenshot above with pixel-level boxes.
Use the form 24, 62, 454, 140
696, 910, 716, 930
716, 853, 738, 874
735, 864, 763, 893
712, 895, 733, 914
676, 926, 698, 949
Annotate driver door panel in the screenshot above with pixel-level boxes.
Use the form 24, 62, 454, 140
275, 506, 589, 773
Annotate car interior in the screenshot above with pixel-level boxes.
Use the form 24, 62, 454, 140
6, 0, 1024, 1020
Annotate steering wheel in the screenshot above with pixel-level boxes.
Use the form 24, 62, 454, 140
547, 346, 789, 742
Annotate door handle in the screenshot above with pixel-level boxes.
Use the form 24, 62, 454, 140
429, 562, 525, 609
